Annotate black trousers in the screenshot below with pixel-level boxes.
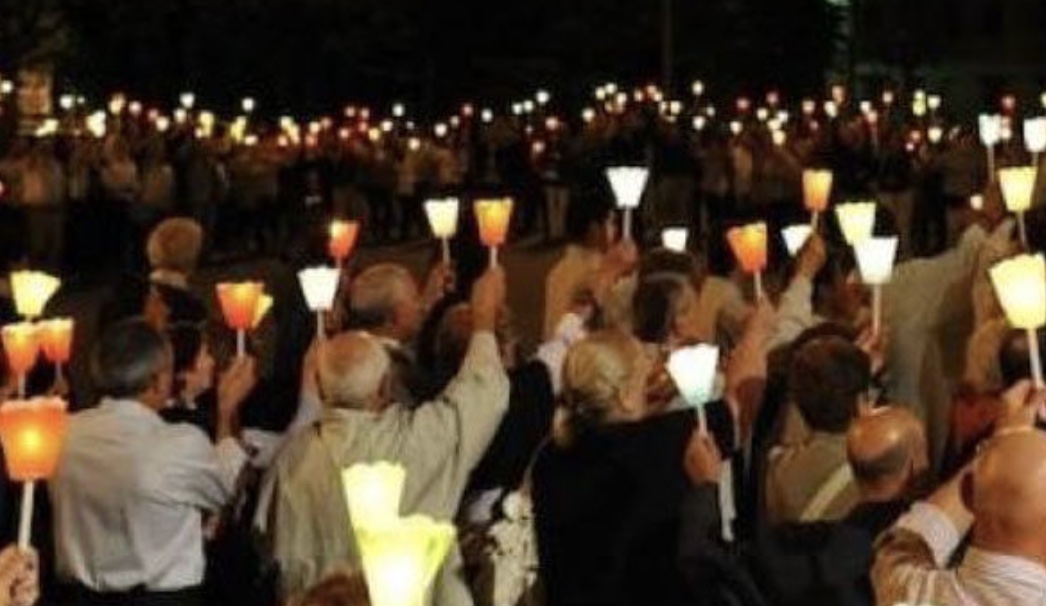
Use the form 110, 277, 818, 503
56, 584, 204, 606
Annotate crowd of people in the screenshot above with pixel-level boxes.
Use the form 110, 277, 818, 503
0, 81, 1043, 606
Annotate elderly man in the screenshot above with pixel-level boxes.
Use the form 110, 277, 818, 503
347, 262, 450, 405
765, 335, 872, 524
259, 268, 510, 605
50, 319, 256, 606
680, 406, 929, 606
872, 381, 1046, 605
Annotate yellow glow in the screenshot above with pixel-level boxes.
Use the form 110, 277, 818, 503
990, 254, 1046, 330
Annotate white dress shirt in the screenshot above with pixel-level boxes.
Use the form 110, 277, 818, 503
50, 398, 247, 591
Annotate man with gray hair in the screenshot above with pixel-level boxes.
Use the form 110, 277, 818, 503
259, 267, 510, 605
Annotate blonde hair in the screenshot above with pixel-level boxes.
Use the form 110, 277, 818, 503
556, 330, 646, 445
146, 218, 204, 273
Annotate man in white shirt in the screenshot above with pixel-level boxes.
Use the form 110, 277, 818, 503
50, 319, 257, 606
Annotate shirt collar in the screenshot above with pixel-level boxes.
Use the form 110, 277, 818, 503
99, 397, 165, 425
960, 547, 1046, 591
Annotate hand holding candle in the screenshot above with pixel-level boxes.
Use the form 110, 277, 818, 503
216, 282, 264, 358
474, 198, 513, 268
727, 222, 768, 301
424, 198, 460, 265
606, 166, 649, 241
0, 397, 68, 549
990, 254, 1046, 388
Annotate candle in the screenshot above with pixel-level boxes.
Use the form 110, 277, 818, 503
666, 344, 720, 434
980, 114, 1002, 180
835, 201, 877, 245
781, 224, 813, 257
10, 270, 61, 320
0, 397, 68, 549
424, 199, 460, 264
1024, 117, 1046, 161
252, 293, 273, 330
989, 254, 1046, 388
356, 515, 456, 606
727, 222, 768, 301
2, 323, 39, 398
329, 220, 361, 266
216, 282, 264, 357
998, 166, 1038, 247
606, 166, 649, 241
474, 198, 513, 267
660, 228, 689, 253
298, 267, 340, 338
342, 462, 407, 531
38, 318, 73, 386
854, 237, 899, 337
802, 169, 833, 230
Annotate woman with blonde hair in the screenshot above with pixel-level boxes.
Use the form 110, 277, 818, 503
533, 330, 700, 606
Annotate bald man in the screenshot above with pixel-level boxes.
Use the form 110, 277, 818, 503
873, 381, 1046, 606
680, 406, 928, 606
258, 268, 510, 605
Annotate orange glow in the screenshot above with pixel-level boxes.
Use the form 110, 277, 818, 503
0, 398, 68, 481
2, 324, 40, 377
39, 319, 73, 365
727, 223, 768, 274
329, 220, 361, 262
216, 282, 265, 331
475, 199, 514, 247
802, 170, 833, 213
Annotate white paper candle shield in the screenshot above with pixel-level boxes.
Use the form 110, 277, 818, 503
356, 515, 456, 606
342, 462, 407, 531
667, 344, 719, 433
990, 254, 1046, 331
661, 228, 689, 252
606, 167, 648, 210
424, 198, 460, 238
979, 114, 1002, 146
1025, 118, 1046, 154
835, 202, 877, 245
298, 267, 341, 311
10, 271, 61, 320
782, 225, 813, 257
854, 237, 899, 285
998, 166, 1037, 213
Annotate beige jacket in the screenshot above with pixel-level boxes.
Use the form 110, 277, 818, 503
256, 332, 510, 604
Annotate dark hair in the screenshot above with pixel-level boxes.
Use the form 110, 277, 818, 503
638, 248, 697, 281
999, 328, 1046, 386
789, 336, 870, 433
166, 323, 205, 375
91, 318, 171, 399
632, 274, 689, 345
812, 241, 857, 310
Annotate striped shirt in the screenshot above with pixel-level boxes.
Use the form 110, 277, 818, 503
872, 502, 1046, 605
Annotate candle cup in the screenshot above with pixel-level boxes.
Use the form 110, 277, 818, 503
342, 461, 407, 531
216, 282, 265, 358
329, 220, 361, 266
998, 166, 1037, 247
0, 397, 68, 549
854, 236, 899, 338
356, 515, 456, 606
2, 324, 40, 398
661, 228, 689, 253
990, 254, 1046, 387
10, 271, 61, 320
606, 167, 649, 241
835, 202, 877, 245
782, 225, 813, 257
39, 318, 73, 386
424, 199, 460, 264
666, 344, 720, 435
474, 199, 513, 267
802, 169, 833, 229
727, 222, 768, 301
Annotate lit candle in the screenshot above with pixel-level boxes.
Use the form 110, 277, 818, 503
781, 224, 813, 257
10, 270, 61, 320
1024, 117, 1046, 164
474, 198, 513, 268
298, 267, 340, 339
990, 254, 1046, 388
660, 228, 689, 253
854, 237, 899, 337
727, 222, 768, 301
606, 166, 649, 241
802, 169, 833, 230
998, 166, 1038, 247
342, 461, 407, 531
0, 396, 68, 549
356, 515, 456, 606
2, 323, 39, 398
329, 220, 361, 267
835, 201, 877, 245
38, 318, 73, 385
979, 114, 1002, 180
666, 344, 720, 434
252, 293, 273, 330
424, 198, 460, 264
216, 282, 264, 357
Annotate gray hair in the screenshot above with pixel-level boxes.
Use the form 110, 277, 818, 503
318, 331, 391, 409
91, 318, 172, 399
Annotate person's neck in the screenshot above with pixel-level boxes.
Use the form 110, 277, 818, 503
973, 529, 1046, 569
